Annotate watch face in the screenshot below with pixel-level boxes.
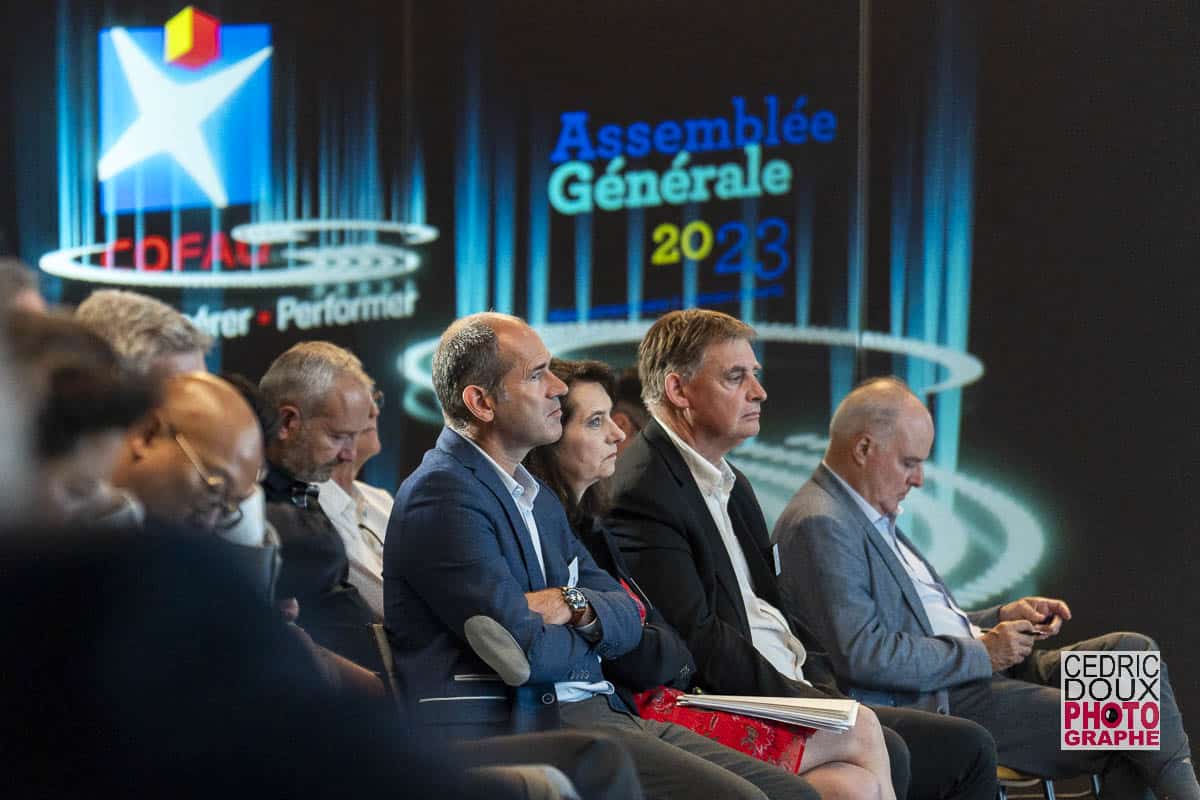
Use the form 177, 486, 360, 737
563, 587, 587, 610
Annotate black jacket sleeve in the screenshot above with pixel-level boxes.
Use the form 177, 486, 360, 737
574, 516, 697, 692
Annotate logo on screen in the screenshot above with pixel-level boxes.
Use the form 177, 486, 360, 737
97, 7, 272, 213
1062, 651, 1160, 750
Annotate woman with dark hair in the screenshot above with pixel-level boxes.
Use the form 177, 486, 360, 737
527, 358, 899, 800
5, 310, 157, 526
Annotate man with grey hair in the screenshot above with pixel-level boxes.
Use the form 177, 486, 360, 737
774, 376, 1199, 799
76, 289, 212, 381
607, 309, 998, 800
260, 341, 379, 665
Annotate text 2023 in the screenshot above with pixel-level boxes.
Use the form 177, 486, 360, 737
651, 218, 790, 280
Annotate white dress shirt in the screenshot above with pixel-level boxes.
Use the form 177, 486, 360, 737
317, 478, 393, 617
453, 430, 612, 703
822, 462, 982, 639
655, 414, 811, 684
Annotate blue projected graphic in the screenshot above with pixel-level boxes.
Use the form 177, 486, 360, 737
98, 25, 271, 214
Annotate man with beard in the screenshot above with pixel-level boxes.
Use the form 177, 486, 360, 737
259, 341, 379, 665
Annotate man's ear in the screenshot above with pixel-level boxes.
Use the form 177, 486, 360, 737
662, 373, 689, 411
276, 404, 302, 440
851, 434, 872, 466
126, 414, 162, 460
461, 385, 496, 424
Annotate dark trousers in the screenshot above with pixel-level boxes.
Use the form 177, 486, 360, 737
462, 730, 644, 800
873, 705, 999, 800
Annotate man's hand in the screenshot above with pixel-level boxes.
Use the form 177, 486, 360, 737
982, 620, 1038, 671
999, 596, 1072, 638
524, 589, 572, 625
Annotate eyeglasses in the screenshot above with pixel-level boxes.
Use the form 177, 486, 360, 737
171, 430, 263, 531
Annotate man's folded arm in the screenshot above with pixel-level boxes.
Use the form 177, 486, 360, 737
777, 512, 992, 693
564, 534, 643, 659
393, 475, 603, 683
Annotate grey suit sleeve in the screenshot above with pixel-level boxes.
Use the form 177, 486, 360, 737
775, 510, 993, 693
967, 605, 1002, 629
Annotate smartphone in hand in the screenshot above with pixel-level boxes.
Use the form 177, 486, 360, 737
1032, 615, 1060, 638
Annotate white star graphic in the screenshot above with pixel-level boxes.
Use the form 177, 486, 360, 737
97, 28, 273, 208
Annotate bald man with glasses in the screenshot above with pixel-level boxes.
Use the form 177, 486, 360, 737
112, 373, 265, 534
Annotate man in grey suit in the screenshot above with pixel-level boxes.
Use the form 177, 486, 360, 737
773, 376, 1199, 799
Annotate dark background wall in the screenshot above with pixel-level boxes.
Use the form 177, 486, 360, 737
956, 2, 1199, 721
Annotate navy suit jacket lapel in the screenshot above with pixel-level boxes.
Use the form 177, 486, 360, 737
644, 420, 751, 634
437, 428, 547, 591
813, 464, 935, 636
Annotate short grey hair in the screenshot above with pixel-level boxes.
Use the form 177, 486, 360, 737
259, 341, 371, 416
75, 289, 213, 376
638, 308, 755, 407
828, 376, 919, 441
432, 312, 518, 428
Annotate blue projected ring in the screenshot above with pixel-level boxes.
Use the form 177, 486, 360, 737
39, 219, 438, 289
401, 320, 984, 399
399, 320, 1041, 606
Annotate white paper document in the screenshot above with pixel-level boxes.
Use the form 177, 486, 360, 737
675, 694, 859, 733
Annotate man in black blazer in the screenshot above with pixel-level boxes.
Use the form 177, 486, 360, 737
607, 308, 997, 800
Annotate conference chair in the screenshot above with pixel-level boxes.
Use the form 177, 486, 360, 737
370, 622, 404, 713
369, 622, 582, 800
996, 765, 1101, 800
370, 620, 560, 733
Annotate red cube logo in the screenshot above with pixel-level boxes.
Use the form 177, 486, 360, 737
164, 6, 220, 69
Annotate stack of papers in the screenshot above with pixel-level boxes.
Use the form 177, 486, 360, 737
675, 694, 859, 733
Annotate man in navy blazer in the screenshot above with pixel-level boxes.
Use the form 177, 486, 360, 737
386, 312, 820, 800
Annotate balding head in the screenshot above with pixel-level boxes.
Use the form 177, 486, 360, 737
825, 377, 934, 517
829, 377, 927, 445
432, 312, 567, 471
432, 312, 525, 429
113, 373, 264, 530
